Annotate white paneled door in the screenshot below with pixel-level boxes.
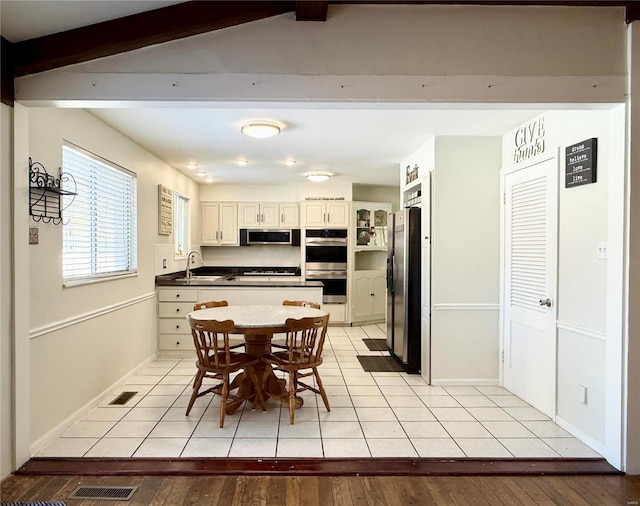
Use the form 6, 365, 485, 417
503, 157, 558, 418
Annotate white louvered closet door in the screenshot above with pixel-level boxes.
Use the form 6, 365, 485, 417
503, 157, 558, 418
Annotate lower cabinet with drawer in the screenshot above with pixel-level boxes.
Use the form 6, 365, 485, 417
157, 283, 326, 352
157, 288, 198, 352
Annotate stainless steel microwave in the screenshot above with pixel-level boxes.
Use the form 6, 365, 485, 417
240, 229, 301, 246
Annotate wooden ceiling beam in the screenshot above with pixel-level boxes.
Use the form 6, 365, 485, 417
296, 2, 329, 21
11, 1, 296, 78
627, 2, 640, 23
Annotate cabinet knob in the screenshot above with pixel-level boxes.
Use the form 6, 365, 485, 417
370, 293, 375, 296
175, 324, 180, 329
176, 308, 180, 312
176, 294, 180, 298
176, 341, 180, 346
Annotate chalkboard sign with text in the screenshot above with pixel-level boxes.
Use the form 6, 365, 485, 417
565, 138, 597, 188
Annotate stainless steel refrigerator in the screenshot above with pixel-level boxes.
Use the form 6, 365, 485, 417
386, 207, 421, 374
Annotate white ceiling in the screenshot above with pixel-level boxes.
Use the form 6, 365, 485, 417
89, 104, 546, 186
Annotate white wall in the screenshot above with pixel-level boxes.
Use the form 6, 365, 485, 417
430, 137, 502, 383
201, 246, 302, 268
353, 184, 400, 211
16, 5, 627, 103
1, 104, 14, 479
501, 108, 625, 461
26, 108, 199, 446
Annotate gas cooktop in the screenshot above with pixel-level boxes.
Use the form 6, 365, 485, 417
243, 269, 296, 276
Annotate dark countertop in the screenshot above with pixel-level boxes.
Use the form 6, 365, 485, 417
155, 266, 323, 288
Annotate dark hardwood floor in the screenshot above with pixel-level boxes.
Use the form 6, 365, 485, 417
2, 473, 640, 505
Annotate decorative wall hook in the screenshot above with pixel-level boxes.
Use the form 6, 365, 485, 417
29, 157, 77, 225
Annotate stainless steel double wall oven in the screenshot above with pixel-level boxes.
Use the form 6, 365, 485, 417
304, 229, 348, 304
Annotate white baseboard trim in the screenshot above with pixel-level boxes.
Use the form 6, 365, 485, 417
554, 415, 607, 458
30, 353, 158, 456
431, 378, 499, 386
30, 292, 157, 340
556, 321, 606, 341
433, 303, 500, 311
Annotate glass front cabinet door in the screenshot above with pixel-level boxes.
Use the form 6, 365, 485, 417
354, 202, 391, 250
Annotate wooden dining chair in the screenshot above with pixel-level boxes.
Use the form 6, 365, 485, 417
282, 300, 321, 309
193, 300, 228, 311
193, 300, 243, 351
262, 314, 330, 424
271, 300, 322, 350
187, 317, 266, 427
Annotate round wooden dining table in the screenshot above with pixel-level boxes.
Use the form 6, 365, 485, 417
186, 304, 328, 414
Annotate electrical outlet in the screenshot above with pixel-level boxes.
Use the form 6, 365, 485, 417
578, 384, 588, 405
597, 242, 608, 259
29, 227, 39, 245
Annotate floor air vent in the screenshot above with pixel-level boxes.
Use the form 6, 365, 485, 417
68, 485, 138, 501
108, 391, 137, 405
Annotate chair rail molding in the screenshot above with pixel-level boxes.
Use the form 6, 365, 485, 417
556, 321, 606, 341
29, 292, 156, 339
433, 303, 500, 311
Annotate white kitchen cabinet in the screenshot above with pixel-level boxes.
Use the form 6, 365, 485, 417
354, 202, 391, 251
157, 288, 198, 352
352, 269, 386, 323
300, 201, 350, 228
201, 202, 238, 246
238, 202, 299, 228
279, 203, 300, 227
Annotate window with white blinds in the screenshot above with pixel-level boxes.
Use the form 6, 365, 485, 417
62, 144, 138, 284
174, 192, 190, 257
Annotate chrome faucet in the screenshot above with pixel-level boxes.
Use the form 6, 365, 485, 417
185, 250, 203, 279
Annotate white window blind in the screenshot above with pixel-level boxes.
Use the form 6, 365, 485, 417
62, 144, 137, 283
174, 192, 190, 257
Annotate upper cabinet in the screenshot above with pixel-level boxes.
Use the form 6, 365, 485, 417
238, 202, 299, 229
201, 202, 238, 246
300, 201, 350, 228
354, 202, 391, 250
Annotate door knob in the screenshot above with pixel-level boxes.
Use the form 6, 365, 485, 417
539, 298, 552, 307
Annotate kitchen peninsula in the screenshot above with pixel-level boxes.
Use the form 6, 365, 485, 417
156, 267, 324, 353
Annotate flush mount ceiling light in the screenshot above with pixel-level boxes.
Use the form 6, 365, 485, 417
305, 172, 333, 183
187, 163, 198, 170
205, 177, 215, 183
195, 170, 207, 177
237, 159, 249, 166
285, 160, 297, 167
241, 121, 281, 139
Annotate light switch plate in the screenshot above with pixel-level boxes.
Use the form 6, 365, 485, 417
578, 384, 588, 404
29, 227, 39, 245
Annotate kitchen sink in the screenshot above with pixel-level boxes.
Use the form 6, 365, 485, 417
177, 275, 224, 282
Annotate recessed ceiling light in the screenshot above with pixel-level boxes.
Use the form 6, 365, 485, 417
195, 170, 207, 177
187, 163, 198, 170
237, 160, 249, 166
305, 172, 333, 183
241, 121, 281, 139
285, 160, 297, 166
205, 177, 215, 183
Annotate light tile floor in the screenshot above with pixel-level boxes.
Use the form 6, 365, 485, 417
37, 324, 602, 459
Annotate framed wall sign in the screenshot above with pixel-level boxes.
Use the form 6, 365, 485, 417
406, 164, 419, 184
158, 185, 173, 235
565, 138, 597, 188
